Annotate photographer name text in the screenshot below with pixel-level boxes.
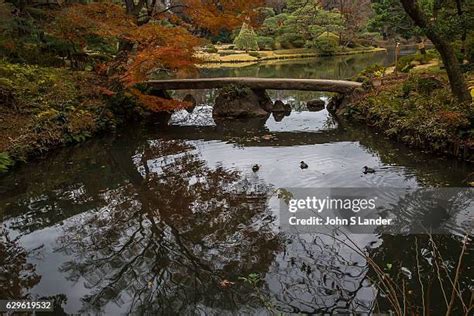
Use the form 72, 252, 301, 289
286, 196, 393, 226
288, 216, 393, 226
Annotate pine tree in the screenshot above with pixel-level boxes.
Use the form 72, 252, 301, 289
233, 23, 259, 51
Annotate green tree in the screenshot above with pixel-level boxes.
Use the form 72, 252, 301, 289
233, 22, 259, 51
257, 0, 344, 49
399, 0, 472, 103
311, 32, 340, 55
368, 0, 421, 39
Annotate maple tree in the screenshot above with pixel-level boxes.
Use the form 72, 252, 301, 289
178, 0, 264, 34
49, 0, 263, 111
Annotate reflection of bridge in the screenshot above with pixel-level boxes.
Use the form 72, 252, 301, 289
147, 77, 362, 94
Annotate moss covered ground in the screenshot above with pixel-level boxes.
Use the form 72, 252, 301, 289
342, 63, 474, 161
0, 60, 121, 172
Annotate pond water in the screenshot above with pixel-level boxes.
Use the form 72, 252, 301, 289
1, 51, 472, 314
199, 50, 396, 79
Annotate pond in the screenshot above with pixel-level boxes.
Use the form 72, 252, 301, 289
0, 51, 472, 314
199, 49, 396, 79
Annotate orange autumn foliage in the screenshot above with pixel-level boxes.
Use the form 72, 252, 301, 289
123, 24, 202, 85
131, 88, 192, 112
51, 2, 134, 47
51, 1, 261, 112
178, 0, 265, 34
435, 110, 469, 128
51, 2, 198, 111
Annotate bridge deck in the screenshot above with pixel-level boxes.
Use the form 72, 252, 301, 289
146, 77, 362, 94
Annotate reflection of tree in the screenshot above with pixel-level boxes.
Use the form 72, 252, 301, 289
377, 188, 473, 235
369, 189, 473, 313
1, 139, 128, 235
265, 233, 375, 314
54, 139, 281, 314
0, 227, 41, 299
199, 52, 390, 80
369, 234, 473, 315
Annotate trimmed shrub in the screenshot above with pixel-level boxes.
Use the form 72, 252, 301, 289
257, 36, 275, 50
277, 33, 305, 49
352, 32, 381, 47
233, 23, 259, 51
311, 32, 339, 55
203, 44, 218, 53
248, 51, 260, 58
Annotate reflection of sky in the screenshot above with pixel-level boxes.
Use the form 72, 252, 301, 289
185, 139, 419, 189
19, 213, 133, 315
170, 106, 215, 127
170, 103, 337, 132
19, 223, 94, 313
265, 109, 336, 133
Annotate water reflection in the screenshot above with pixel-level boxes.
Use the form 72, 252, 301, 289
1, 110, 471, 313
267, 233, 377, 313
198, 52, 395, 80
0, 227, 41, 299
51, 139, 282, 314
378, 188, 474, 235
369, 234, 473, 315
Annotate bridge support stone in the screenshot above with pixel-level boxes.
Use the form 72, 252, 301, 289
213, 86, 273, 119
327, 87, 364, 114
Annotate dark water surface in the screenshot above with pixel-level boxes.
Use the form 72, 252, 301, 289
1, 51, 472, 314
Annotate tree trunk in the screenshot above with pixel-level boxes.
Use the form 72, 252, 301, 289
455, 0, 467, 56
399, 0, 471, 103
123, 0, 147, 19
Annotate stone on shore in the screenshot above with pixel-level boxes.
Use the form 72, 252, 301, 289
306, 99, 325, 111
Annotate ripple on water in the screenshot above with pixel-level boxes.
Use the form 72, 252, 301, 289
189, 139, 418, 188
166, 104, 421, 188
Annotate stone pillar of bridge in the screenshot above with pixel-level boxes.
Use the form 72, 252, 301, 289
213, 86, 273, 119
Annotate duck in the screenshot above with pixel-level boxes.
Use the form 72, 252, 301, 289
363, 166, 376, 174
252, 164, 260, 172
300, 161, 308, 169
